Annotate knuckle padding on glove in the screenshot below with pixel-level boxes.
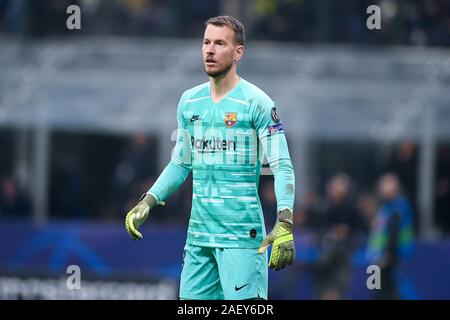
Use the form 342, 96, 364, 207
273, 234, 294, 247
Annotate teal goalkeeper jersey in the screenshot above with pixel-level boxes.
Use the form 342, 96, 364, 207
149, 78, 295, 248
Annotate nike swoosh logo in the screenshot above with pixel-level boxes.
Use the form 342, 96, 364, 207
234, 283, 249, 291
190, 115, 200, 122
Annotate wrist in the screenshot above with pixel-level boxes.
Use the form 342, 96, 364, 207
139, 193, 157, 210
278, 209, 293, 226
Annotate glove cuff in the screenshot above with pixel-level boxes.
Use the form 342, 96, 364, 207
139, 193, 161, 210
278, 209, 293, 226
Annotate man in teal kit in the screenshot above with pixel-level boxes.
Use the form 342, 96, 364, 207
125, 16, 296, 300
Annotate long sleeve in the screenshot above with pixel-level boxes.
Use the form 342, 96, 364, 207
253, 100, 295, 213
148, 92, 192, 202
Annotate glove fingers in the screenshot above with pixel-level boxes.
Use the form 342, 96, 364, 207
281, 246, 289, 270
288, 242, 295, 265
126, 210, 143, 240
126, 211, 136, 233
281, 245, 289, 270
268, 244, 278, 269
282, 241, 292, 266
275, 245, 286, 271
286, 249, 293, 266
286, 250, 294, 265
125, 211, 134, 239
286, 249, 292, 269
133, 229, 143, 240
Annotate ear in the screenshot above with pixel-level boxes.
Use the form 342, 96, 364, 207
234, 45, 244, 62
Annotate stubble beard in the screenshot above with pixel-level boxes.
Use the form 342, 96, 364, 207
204, 61, 233, 78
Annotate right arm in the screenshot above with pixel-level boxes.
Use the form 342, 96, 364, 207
125, 92, 192, 240
147, 91, 192, 202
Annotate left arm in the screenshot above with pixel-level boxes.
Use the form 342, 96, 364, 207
259, 128, 295, 213
253, 101, 295, 213
253, 100, 296, 270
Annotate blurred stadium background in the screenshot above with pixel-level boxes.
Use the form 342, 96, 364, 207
0, 0, 450, 299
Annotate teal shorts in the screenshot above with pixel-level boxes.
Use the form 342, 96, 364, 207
179, 244, 268, 300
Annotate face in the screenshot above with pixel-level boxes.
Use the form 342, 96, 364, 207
378, 175, 400, 200
202, 24, 243, 78
327, 177, 349, 202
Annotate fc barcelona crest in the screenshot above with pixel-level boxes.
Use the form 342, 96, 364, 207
224, 112, 237, 128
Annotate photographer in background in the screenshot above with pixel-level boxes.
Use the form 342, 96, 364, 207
313, 173, 363, 300
367, 173, 415, 299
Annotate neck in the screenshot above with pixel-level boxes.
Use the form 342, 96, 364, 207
210, 67, 240, 103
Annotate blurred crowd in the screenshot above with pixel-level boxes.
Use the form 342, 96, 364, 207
1, 0, 450, 47
252, 0, 450, 46
0, 176, 31, 218
283, 172, 415, 299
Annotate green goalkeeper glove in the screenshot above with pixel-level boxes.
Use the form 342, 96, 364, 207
258, 209, 295, 271
125, 193, 158, 240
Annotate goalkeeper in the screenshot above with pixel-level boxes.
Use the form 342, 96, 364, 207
125, 15, 295, 300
